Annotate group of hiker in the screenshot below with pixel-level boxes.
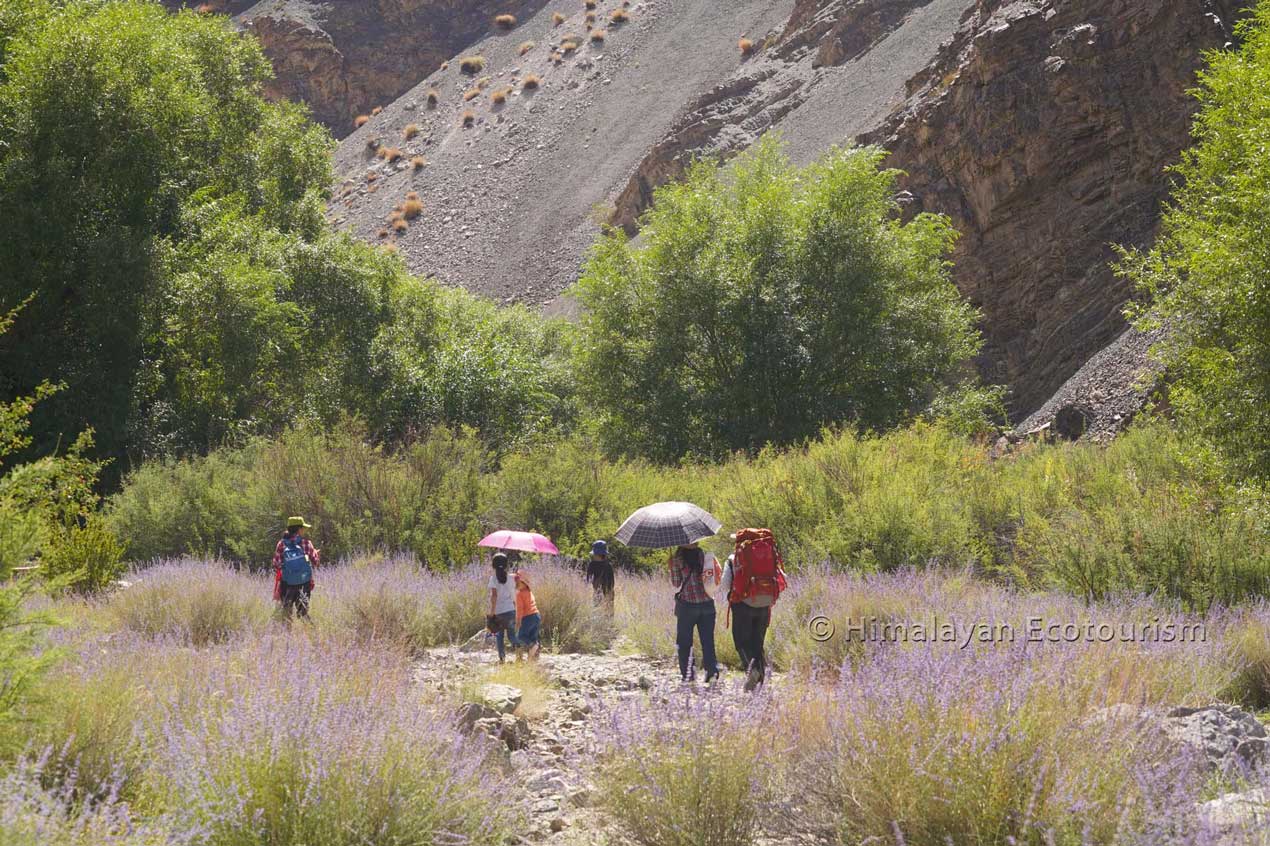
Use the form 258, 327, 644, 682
486, 551, 542, 662
270, 513, 787, 689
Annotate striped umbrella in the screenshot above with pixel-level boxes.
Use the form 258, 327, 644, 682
614, 501, 721, 549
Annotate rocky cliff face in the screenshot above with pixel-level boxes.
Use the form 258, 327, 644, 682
612, 0, 1242, 420
217, 0, 551, 135
862, 0, 1240, 415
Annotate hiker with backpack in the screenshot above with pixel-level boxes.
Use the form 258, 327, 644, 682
487, 553, 520, 664
669, 542, 722, 683
721, 529, 787, 691
585, 539, 615, 609
272, 516, 320, 621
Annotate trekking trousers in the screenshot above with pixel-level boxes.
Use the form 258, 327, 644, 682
675, 598, 718, 680
280, 582, 312, 620
730, 602, 771, 680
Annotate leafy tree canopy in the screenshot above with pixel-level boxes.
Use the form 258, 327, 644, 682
572, 136, 986, 461
1119, 1, 1270, 479
0, 0, 572, 473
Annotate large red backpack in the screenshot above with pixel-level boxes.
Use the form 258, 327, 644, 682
728, 528, 787, 607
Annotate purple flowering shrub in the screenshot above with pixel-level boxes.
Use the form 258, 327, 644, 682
101, 557, 613, 655
592, 684, 786, 846
0, 754, 164, 845
107, 560, 272, 645
33, 633, 521, 846
314, 557, 612, 653
797, 642, 1219, 845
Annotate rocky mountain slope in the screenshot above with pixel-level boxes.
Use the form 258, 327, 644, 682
169, 0, 556, 133
184, 0, 1245, 423
606, 0, 1241, 417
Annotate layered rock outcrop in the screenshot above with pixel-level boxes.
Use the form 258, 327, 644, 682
864, 0, 1241, 415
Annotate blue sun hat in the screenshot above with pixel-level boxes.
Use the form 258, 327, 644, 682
591, 539, 608, 557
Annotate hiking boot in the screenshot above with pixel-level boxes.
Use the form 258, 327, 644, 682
743, 667, 762, 692
704, 668, 720, 684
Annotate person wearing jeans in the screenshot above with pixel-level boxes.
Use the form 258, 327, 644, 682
487, 553, 519, 663
669, 543, 720, 682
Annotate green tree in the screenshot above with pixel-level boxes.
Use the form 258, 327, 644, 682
368, 282, 577, 451
572, 136, 984, 461
0, 0, 331, 470
1118, 2, 1270, 478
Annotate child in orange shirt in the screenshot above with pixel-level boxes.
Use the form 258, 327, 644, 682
513, 570, 541, 662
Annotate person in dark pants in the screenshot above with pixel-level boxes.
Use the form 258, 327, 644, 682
585, 539, 615, 609
273, 516, 320, 621
669, 543, 721, 683
720, 553, 771, 691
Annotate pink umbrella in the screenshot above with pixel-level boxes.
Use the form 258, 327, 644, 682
477, 530, 559, 555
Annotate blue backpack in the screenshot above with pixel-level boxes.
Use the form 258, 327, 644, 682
280, 536, 312, 586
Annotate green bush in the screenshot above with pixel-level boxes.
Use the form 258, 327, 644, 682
106, 420, 1267, 607
39, 520, 125, 595
0, 579, 59, 755
596, 697, 781, 846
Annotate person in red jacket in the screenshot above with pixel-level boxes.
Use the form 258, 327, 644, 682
273, 516, 320, 620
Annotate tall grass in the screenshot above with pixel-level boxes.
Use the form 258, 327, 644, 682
107, 560, 272, 645
589, 630, 1250, 846
0, 755, 165, 845
30, 633, 521, 846
106, 422, 1269, 607
593, 689, 785, 846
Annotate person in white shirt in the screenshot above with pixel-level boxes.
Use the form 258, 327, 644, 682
487, 552, 520, 663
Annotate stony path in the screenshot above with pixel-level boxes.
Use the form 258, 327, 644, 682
414, 645, 670, 844
414, 644, 830, 844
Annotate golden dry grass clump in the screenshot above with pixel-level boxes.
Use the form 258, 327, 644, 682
371, 105, 383, 115
585, 11, 596, 23
426, 89, 439, 108
354, 114, 370, 128
560, 38, 579, 53
402, 123, 419, 140
494, 13, 517, 29
491, 87, 510, 105
402, 199, 424, 219
440, 60, 449, 70
518, 40, 536, 55
365, 170, 378, 183
522, 73, 541, 90
459, 55, 486, 74
377, 147, 403, 162
584, 0, 596, 8
463, 88, 481, 101
590, 28, 606, 42
391, 218, 408, 233
461, 110, 475, 127
477, 76, 493, 90
553, 11, 566, 25
610, 9, 629, 23
739, 37, 755, 55
411, 155, 427, 170
383, 243, 398, 253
